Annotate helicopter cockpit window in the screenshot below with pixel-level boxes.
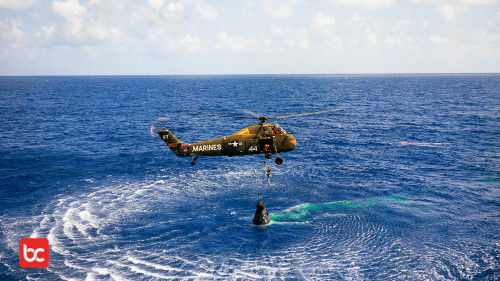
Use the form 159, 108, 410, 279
271, 125, 286, 134
271, 125, 281, 134
276, 125, 286, 134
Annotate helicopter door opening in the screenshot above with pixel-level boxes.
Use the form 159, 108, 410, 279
259, 137, 273, 153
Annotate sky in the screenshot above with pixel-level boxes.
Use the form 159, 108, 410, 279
1, 0, 499, 75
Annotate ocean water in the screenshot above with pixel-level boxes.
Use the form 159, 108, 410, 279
0, 74, 499, 280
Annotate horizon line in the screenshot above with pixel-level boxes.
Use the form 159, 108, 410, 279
1, 72, 499, 78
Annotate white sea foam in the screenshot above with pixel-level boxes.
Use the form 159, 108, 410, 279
3, 170, 496, 281
127, 264, 172, 279
126, 256, 183, 272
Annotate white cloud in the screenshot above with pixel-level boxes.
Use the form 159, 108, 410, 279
88, 24, 121, 41
312, 12, 336, 27
168, 35, 202, 53
130, 1, 189, 43
161, 2, 185, 25
215, 31, 249, 51
88, 0, 124, 16
268, 24, 312, 52
436, 4, 468, 23
0, 0, 36, 10
35, 25, 56, 41
430, 34, 449, 43
148, 0, 164, 10
323, 0, 395, 10
298, 38, 310, 50
52, 0, 87, 39
50, 0, 127, 45
87, 0, 125, 41
261, 1, 293, 18
392, 19, 411, 31
478, 31, 500, 55
214, 31, 270, 53
349, 13, 367, 24
135, 1, 185, 27
421, 20, 431, 28
1, 0, 500, 74
0, 18, 23, 42
195, 3, 218, 19
384, 36, 403, 46
343, 13, 417, 50
270, 25, 293, 36
327, 36, 343, 49
457, 0, 497, 4
365, 29, 378, 48
410, 0, 497, 24
52, 0, 87, 21
410, 0, 498, 5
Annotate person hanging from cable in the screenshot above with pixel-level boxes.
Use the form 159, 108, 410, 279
266, 165, 271, 185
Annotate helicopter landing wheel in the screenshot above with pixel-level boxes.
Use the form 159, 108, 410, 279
191, 155, 199, 166
265, 151, 273, 159
275, 156, 283, 165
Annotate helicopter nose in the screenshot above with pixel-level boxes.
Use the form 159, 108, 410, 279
287, 134, 296, 151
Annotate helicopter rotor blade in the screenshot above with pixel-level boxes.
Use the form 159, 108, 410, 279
268, 109, 342, 119
238, 109, 260, 118
182, 109, 341, 124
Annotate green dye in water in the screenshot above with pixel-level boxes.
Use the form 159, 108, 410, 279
479, 177, 500, 183
269, 195, 410, 222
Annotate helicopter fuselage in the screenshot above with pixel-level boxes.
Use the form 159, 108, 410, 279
157, 109, 340, 165
157, 123, 296, 163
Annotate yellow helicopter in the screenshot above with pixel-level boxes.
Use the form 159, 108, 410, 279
157, 109, 341, 166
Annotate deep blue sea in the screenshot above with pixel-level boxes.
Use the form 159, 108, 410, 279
0, 74, 499, 280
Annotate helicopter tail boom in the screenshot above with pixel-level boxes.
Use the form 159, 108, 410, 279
157, 129, 183, 155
